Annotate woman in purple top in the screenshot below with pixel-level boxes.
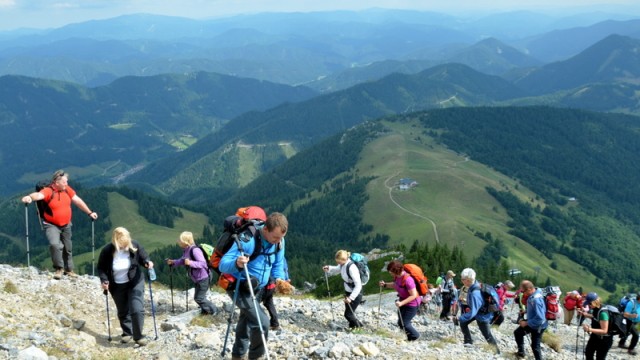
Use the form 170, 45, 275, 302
379, 260, 421, 341
166, 231, 217, 315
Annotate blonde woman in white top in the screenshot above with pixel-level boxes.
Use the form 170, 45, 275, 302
322, 250, 363, 329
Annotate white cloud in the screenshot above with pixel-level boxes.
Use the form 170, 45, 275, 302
0, 0, 16, 8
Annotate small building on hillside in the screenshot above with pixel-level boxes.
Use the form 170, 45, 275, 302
398, 178, 418, 191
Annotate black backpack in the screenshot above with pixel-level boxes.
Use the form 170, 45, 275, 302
34, 180, 69, 221
597, 305, 628, 336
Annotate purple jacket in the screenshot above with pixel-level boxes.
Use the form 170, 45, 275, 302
172, 245, 209, 283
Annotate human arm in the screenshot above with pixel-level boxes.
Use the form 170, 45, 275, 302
186, 246, 208, 269
71, 194, 98, 220
582, 310, 608, 335
21, 191, 45, 203
458, 286, 481, 323
345, 262, 362, 301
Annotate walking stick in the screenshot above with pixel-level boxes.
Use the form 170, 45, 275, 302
221, 277, 242, 357
325, 271, 335, 322
104, 289, 112, 342
147, 271, 158, 340
169, 265, 175, 313
236, 239, 270, 360
377, 284, 382, 326
91, 220, 95, 276
185, 268, 189, 311
24, 204, 31, 268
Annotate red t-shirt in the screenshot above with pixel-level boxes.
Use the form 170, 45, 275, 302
41, 185, 76, 226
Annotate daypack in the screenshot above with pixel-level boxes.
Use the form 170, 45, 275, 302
476, 282, 501, 314
34, 180, 69, 221
189, 243, 215, 273
402, 264, 428, 296
543, 286, 561, 320
212, 206, 271, 290
619, 294, 636, 313
598, 305, 628, 336
346, 253, 370, 285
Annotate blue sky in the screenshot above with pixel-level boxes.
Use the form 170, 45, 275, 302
1, 0, 639, 31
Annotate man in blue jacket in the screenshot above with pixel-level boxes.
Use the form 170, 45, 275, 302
456, 268, 498, 348
220, 212, 288, 360
514, 280, 548, 359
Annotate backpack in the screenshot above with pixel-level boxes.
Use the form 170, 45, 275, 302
212, 206, 272, 290
189, 243, 215, 273
619, 294, 636, 313
34, 180, 69, 221
402, 264, 428, 296
346, 253, 370, 285
476, 282, 501, 314
543, 286, 561, 320
598, 305, 628, 336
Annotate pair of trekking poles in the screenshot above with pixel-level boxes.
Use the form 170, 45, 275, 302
24, 204, 97, 275
104, 269, 159, 343
220, 238, 271, 360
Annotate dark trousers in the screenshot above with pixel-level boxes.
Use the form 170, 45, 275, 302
492, 312, 505, 326
262, 288, 279, 328
344, 292, 363, 328
228, 287, 268, 359
585, 334, 613, 360
514, 325, 545, 360
398, 305, 420, 341
440, 292, 453, 319
44, 222, 73, 271
620, 323, 639, 350
110, 277, 146, 341
193, 275, 216, 314
460, 318, 496, 345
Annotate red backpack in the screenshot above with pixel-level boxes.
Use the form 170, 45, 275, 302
402, 264, 428, 296
544, 286, 561, 320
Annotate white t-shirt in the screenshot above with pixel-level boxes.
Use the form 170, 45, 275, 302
112, 250, 131, 284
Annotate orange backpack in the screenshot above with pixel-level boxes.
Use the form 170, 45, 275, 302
402, 264, 428, 296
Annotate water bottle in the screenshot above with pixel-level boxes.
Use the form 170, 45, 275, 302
148, 268, 157, 281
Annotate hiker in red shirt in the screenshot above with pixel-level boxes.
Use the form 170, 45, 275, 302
562, 290, 583, 325
21, 170, 98, 279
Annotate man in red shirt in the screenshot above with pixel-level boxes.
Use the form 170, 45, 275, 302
22, 170, 98, 279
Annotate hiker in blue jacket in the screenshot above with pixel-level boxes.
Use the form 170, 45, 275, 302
514, 280, 548, 360
456, 268, 498, 348
219, 212, 288, 360
619, 293, 640, 355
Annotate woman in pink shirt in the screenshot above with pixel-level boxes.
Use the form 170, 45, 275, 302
379, 260, 421, 341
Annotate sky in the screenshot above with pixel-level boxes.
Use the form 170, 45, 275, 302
1, 0, 639, 31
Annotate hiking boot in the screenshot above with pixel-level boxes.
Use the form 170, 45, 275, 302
619, 343, 629, 349
53, 269, 63, 280
630, 350, 638, 356
120, 335, 132, 344
515, 352, 526, 358
270, 325, 281, 331
64, 271, 78, 278
135, 337, 148, 346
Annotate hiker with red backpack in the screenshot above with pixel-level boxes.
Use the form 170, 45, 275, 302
21, 170, 98, 279
514, 280, 548, 360
378, 260, 421, 341
323, 250, 365, 329
455, 268, 499, 349
165, 231, 217, 315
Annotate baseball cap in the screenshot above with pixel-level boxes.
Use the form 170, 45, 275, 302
446, 270, 456, 277
584, 292, 598, 306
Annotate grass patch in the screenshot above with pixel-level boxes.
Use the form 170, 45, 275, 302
431, 336, 457, 348
542, 331, 562, 352
3, 280, 18, 294
190, 314, 214, 328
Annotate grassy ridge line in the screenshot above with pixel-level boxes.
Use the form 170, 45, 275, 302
358, 120, 609, 296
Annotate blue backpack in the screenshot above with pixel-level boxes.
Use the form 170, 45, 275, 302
346, 253, 370, 285
476, 282, 501, 314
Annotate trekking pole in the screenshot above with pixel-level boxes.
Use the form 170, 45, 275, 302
104, 288, 112, 342
169, 264, 175, 313
185, 268, 189, 311
582, 329, 586, 360
91, 220, 95, 276
147, 271, 158, 340
575, 321, 580, 359
236, 239, 270, 360
396, 298, 405, 331
324, 271, 335, 322
377, 284, 382, 327
347, 300, 363, 329
221, 278, 242, 357
24, 204, 31, 268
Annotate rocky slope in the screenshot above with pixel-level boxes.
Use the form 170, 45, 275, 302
0, 265, 632, 359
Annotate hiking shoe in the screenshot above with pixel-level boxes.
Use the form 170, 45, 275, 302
270, 326, 281, 331
64, 271, 78, 278
619, 343, 629, 349
120, 335, 132, 344
629, 350, 638, 356
515, 352, 526, 358
53, 269, 63, 280
135, 337, 148, 346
